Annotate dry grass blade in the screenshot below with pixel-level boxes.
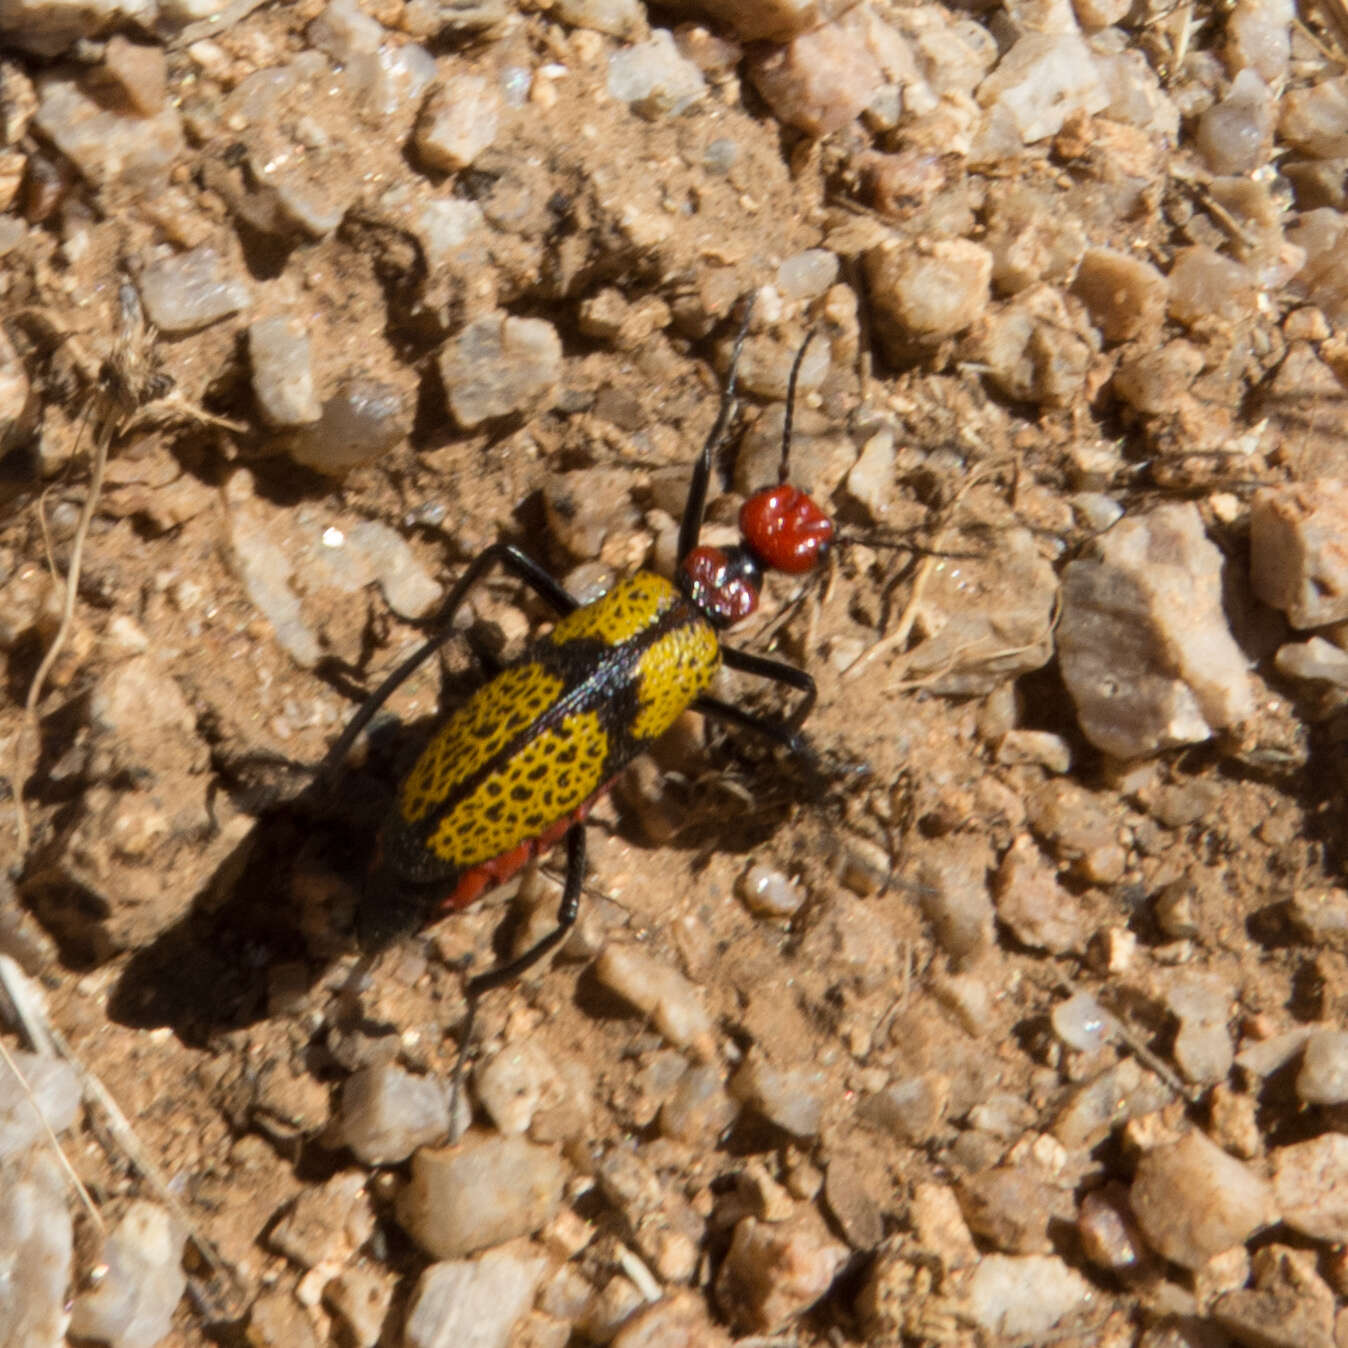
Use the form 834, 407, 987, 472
9, 285, 169, 867
0, 957, 102, 1233
0, 954, 250, 1319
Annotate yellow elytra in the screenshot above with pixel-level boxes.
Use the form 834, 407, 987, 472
385, 572, 721, 894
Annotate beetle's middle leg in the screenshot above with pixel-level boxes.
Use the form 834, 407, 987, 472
318, 542, 579, 791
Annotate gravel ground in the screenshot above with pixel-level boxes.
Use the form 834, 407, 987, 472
4, 0, 1348, 1344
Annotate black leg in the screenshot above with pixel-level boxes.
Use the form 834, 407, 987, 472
718, 644, 818, 729
466, 823, 586, 998
318, 542, 577, 791
677, 300, 757, 567
694, 694, 825, 798
449, 824, 587, 1121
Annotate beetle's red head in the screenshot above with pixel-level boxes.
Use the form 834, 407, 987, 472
739, 483, 834, 575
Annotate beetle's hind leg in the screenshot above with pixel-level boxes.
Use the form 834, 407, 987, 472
448, 823, 587, 1130
319, 542, 579, 793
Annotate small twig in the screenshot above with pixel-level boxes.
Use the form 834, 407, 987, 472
0, 958, 103, 1233
0, 955, 249, 1316
10, 285, 173, 870
841, 550, 937, 681
840, 460, 1013, 680
12, 403, 113, 862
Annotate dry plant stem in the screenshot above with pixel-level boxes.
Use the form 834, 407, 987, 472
12, 402, 114, 865
0, 960, 102, 1233
0, 955, 249, 1317
840, 460, 1012, 681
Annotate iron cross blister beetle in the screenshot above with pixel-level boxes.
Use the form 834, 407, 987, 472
319, 311, 834, 1059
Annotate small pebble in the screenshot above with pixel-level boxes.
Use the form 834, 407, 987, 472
994, 834, 1085, 954
102, 35, 166, 116
33, 74, 183, 190
606, 30, 706, 119
1196, 67, 1274, 174
1165, 971, 1234, 1085
554, 0, 645, 38
747, 15, 884, 136
1058, 503, 1254, 759
474, 1038, 564, 1137
858, 1073, 948, 1145
969, 284, 1093, 408
977, 34, 1109, 143
1296, 1029, 1348, 1105
1128, 1129, 1278, 1269
438, 312, 562, 430
659, 1064, 738, 1145
228, 503, 320, 667
1071, 247, 1168, 344
1169, 243, 1259, 327
1051, 991, 1113, 1053
1226, 0, 1293, 81
0, 1154, 71, 1348
1251, 481, 1348, 629
324, 1264, 394, 1348
414, 74, 500, 172
996, 729, 1072, 773
1212, 1245, 1336, 1348
249, 315, 320, 427
1289, 887, 1348, 942
963, 1253, 1095, 1338
1053, 1060, 1168, 1151
286, 377, 412, 475
714, 1211, 847, 1334
1275, 636, 1348, 687
776, 248, 839, 301
729, 1053, 827, 1138
136, 245, 250, 334
0, 1052, 81, 1163
845, 427, 896, 520
1235, 1025, 1317, 1078
823, 1158, 884, 1250
593, 944, 714, 1057
336, 1064, 450, 1166
736, 863, 804, 919
1279, 74, 1348, 159
396, 1132, 566, 1258
867, 238, 992, 347
269, 1172, 372, 1270
958, 1168, 1062, 1254
68, 1201, 187, 1348
609, 1291, 731, 1348
1112, 340, 1204, 415
1272, 1134, 1348, 1244
1078, 1184, 1148, 1272
914, 837, 995, 963
404, 1246, 549, 1348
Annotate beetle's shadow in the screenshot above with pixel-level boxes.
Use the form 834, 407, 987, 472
104, 737, 399, 1046
105, 700, 829, 1048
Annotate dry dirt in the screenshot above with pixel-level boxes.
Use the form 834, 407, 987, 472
3, 0, 1348, 1345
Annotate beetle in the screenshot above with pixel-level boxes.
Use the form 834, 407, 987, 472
319, 306, 833, 1050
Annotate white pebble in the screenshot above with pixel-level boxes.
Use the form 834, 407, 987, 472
0, 1052, 80, 1164
736, 863, 805, 918
1296, 1029, 1348, 1105
68, 1202, 187, 1348
1051, 991, 1112, 1053
404, 1247, 549, 1348
606, 30, 706, 119
337, 1064, 450, 1165
414, 74, 500, 172
396, 1133, 566, 1259
594, 944, 714, 1056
